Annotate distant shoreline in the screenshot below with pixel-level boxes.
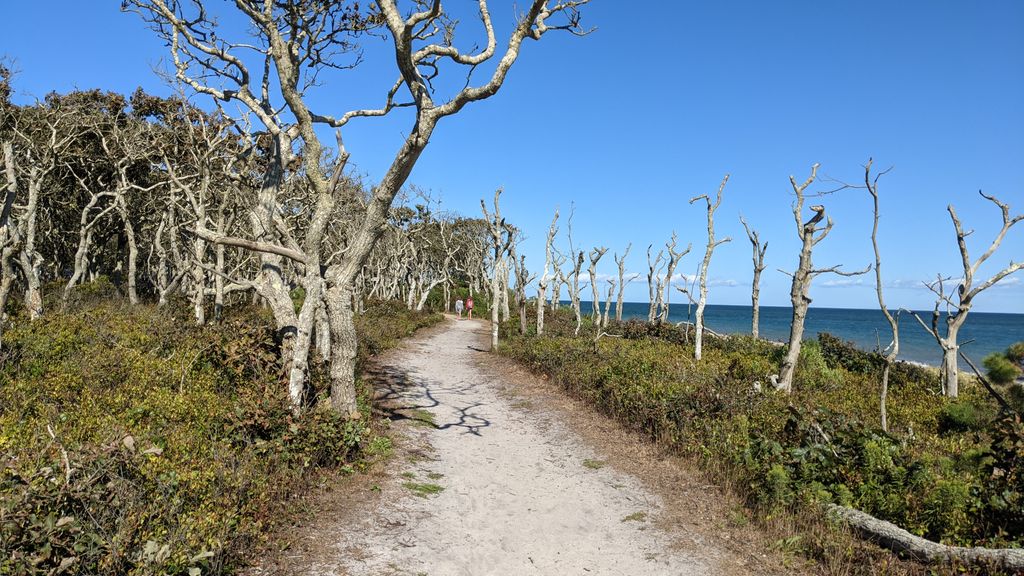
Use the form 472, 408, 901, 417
683, 321, 943, 370
602, 301, 1024, 318
561, 300, 1022, 368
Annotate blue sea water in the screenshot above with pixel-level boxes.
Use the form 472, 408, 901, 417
580, 301, 1024, 367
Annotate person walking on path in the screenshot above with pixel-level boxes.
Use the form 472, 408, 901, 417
455, 298, 465, 319
466, 297, 474, 319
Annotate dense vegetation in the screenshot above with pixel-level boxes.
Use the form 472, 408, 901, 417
500, 309, 1023, 571
0, 285, 441, 575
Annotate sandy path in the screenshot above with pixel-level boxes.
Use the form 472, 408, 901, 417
314, 318, 732, 576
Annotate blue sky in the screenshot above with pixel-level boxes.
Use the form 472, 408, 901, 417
4, 1, 1022, 312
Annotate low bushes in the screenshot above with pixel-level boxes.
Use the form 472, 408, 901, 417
500, 310, 1022, 557
1, 296, 441, 575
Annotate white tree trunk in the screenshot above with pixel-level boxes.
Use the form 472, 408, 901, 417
327, 283, 359, 417
690, 176, 731, 360
939, 328, 960, 398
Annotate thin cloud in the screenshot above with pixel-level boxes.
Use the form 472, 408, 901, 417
993, 276, 1021, 289
884, 276, 1020, 290
821, 278, 867, 288
669, 276, 739, 289
886, 278, 926, 290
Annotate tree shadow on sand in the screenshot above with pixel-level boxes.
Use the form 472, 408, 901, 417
365, 364, 491, 436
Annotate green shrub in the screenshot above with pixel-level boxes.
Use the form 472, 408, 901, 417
1007, 385, 1024, 415
796, 341, 844, 389
978, 415, 1024, 544
818, 332, 878, 374
499, 323, 1021, 551
937, 401, 985, 434
983, 352, 1021, 385
1005, 342, 1024, 368
0, 298, 439, 575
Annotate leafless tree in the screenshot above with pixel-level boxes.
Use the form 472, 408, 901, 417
1, 142, 22, 321
863, 159, 899, 431
601, 278, 616, 328
689, 175, 731, 360
549, 250, 566, 311
613, 243, 637, 322
161, 110, 236, 323
481, 188, 514, 350
740, 215, 767, 338
656, 232, 691, 323
62, 174, 118, 307
646, 245, 664, 323
427, 217, 461, 311
674, 281, 698, 342
909, 191, 1023, 397
535, 208, 558, 335
587, 246, 608, 323
1, 149, 43, 319
510, 242, 536, 336
150, 205, 188, 306
561, 207, 586, 334
499, 256, 512, 322
0, 100, 97, 316
776, 164, 869, 393
126, 0, 591, 414
567, 250, 585, 335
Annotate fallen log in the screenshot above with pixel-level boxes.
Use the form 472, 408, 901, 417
826, 504, 1024, 571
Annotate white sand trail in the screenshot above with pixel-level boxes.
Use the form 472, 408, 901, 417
318, 318, 725, 576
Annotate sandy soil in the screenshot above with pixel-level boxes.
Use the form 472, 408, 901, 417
249, 318, 794, 575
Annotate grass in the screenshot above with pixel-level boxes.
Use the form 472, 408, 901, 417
403, 482, 445, 498
405, 409, 437, 428
365, 435, 394, 459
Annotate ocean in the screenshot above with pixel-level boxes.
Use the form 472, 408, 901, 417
579, 301, 1024, 368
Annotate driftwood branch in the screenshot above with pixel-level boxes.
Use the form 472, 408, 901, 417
827, 504, 1024, 571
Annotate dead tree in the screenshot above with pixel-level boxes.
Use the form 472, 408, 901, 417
864, 159, 899, 432
2, 104, 79, 317
128, 0, 591, 415
601, 278, 616, 327
549, 250, 566, 311
740, 215, 767, 338
646, 245, 664, 323
560, 206, 586, 334
689, 175, 731, 360
587, 246, 608, 323
422, 216, 460, 312
535, 208, 559, 335
0, 144, 44, 320
567, 250, 585, 335
674, 282, 699, 342
0, 142, 21, 321
657, 232, 691, 323
62, 176, 117, 307
481, 188, 514, 350
499, 256, 512, 322
776, 164, 869, 393
910, 191, 1023, 397
510, 242, 535, 336
613, 243, 637, 322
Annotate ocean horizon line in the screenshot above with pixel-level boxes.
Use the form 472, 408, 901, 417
569, 300, 1024, 317
545, 301, 1023, 368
